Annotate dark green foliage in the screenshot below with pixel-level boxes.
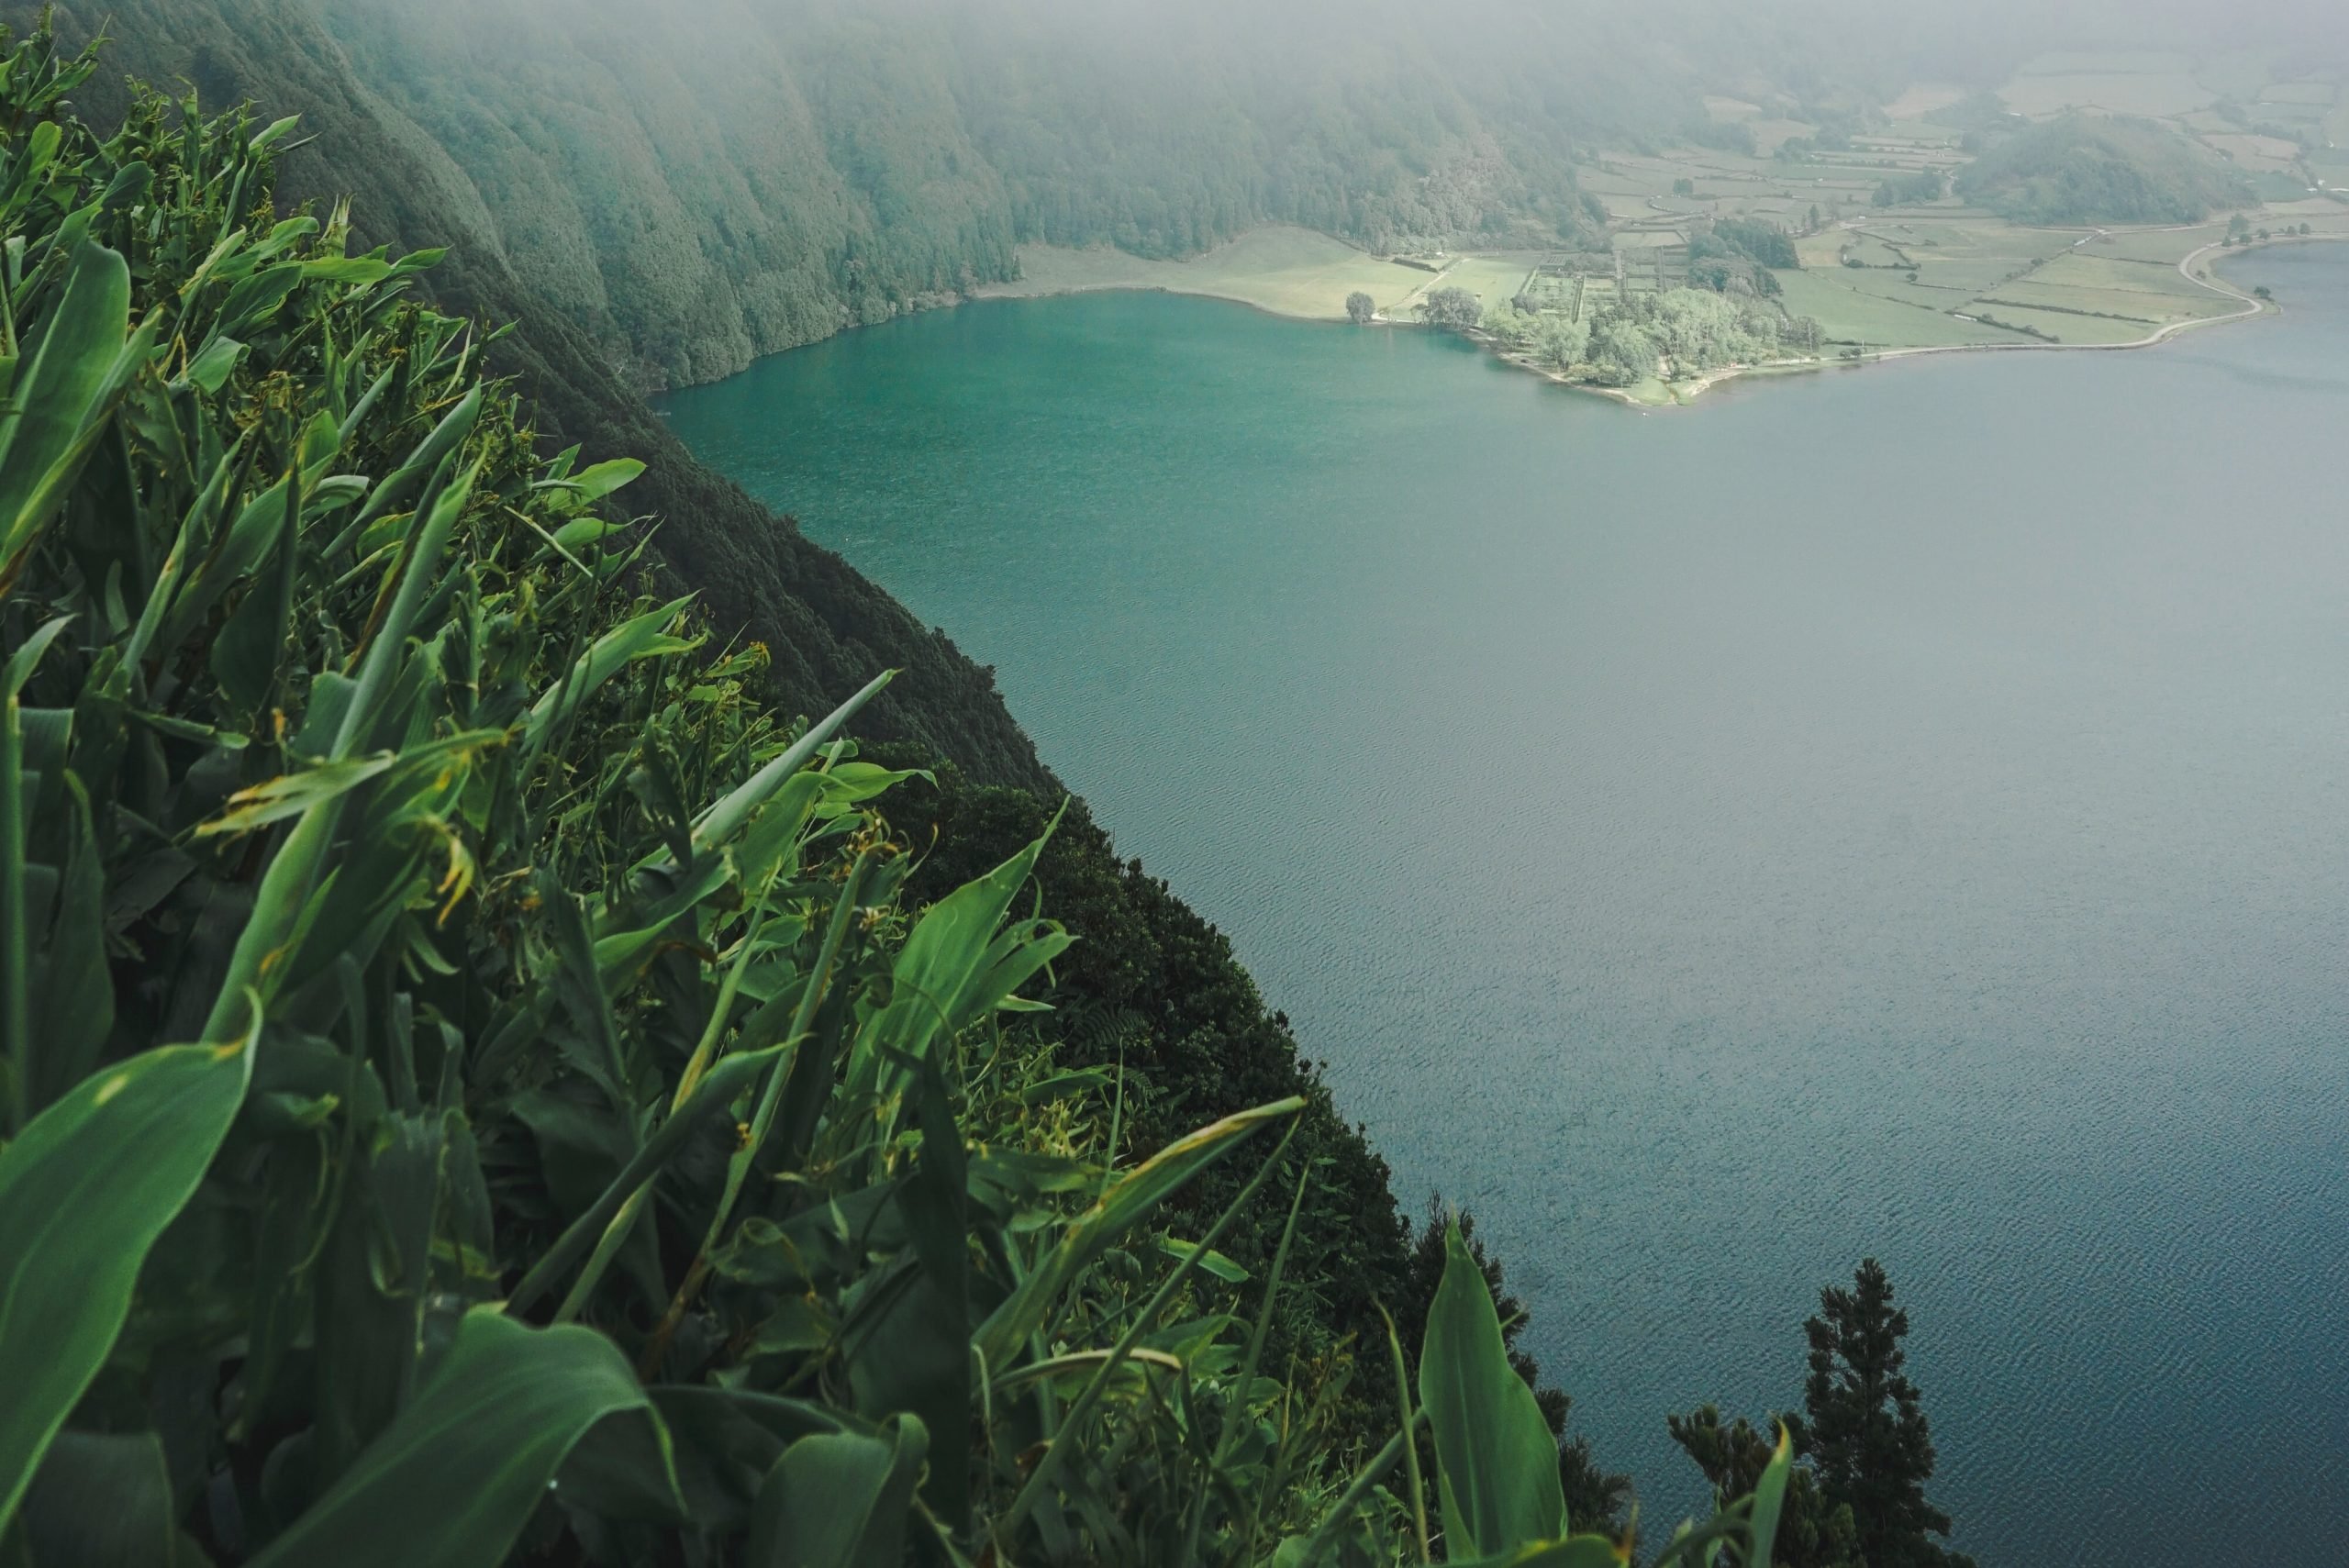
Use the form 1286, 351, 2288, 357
884, 771, 1424, 1398
1397, 1203, 1631, 1537
1687, 223, 1788, 297
1872, 170, 1945, 207
1670, 1407, 1857, 1568
1954, 114, 2255, 225
1796, 1261, 1975, 1568
1418, 285, 1485, 330
23, 0, 1060, 796
1672, 1261, 1971, 1568
1346, 290, 1376, 324
1709, 217, 1799, 270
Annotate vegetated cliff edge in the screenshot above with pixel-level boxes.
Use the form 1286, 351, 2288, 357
28, 0, 1057, 790
13, 0, 1560, 1468
37, 0, 1715, 392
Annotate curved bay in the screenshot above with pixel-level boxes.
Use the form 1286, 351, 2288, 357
661, 246, 2349, 1566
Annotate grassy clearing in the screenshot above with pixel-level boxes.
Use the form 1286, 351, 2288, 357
1774, 271, 2028, 347
985, 226, 1429, 318
1964, 302, 2150, 344
1433, 253, 1541, 306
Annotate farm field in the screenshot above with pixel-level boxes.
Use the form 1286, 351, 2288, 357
1775, 272, 2032, 348
983, 226, 1428, 320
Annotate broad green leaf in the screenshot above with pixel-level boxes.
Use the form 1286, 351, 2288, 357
0, 1035, 254, 1529
213, 264, 300, 335
540, 457, 645, 508
180, 334, 244, 394
1159, 1235, 1250, 1284
298, 256, 396, 285
504, 1043, 790, 1318
0, 617, 72, 699
1420, 1219, 1568, 1557
193, 753, 395, 838
846, 815, 1064, 1100
245, 1310, 664, 1568
522, 595, 697, 748
0, 241, 129, 570
744, 1417, 927, 1568
1749, 1424, 1794, 1568
17, 1429, 175, 1568
687, 668, 894, 853
974, 1095, 1302, 1369
249, 115, 303, 154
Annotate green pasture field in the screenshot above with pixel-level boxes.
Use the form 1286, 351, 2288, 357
1843, 235, 1913, 267
2029, 251, 2220, 301
1437, 254, 1542, 306
1774, 270, 2030, 347
1833, 272, 1981, 310
985, 227, 1428, 320
1972, 280, 2165, 325
2085, 225, 2226, 263
2205, 134, 2303, 172
1963, 303, 2149, 344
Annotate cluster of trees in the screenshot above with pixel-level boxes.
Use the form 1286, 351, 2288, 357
1686, 217, 1797, 295
1469, 287, 1821, 385
1873, 170, 1947, 206
2224, 216, 2315, 246
1954, 114, 2256, 225
1673, 1262, 1976, 1568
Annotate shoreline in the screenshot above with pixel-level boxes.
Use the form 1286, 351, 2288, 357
974, 230, 2343, 408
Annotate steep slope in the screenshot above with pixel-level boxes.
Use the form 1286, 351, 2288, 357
27, 0, 1057, 789
33, 0, 1701, 390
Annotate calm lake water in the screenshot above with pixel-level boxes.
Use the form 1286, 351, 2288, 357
661, 246, 2349, 1565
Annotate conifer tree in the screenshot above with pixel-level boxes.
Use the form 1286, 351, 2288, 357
1794, 1260, 1974, 1568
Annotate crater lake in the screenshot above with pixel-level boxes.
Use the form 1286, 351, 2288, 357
659, 244, 2349, 1567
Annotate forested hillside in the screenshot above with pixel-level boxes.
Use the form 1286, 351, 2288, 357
25, 0, 1727, 392
1954, 113, 2258, 224
25, 0, 1057, 790
9, 0, 1613, 1490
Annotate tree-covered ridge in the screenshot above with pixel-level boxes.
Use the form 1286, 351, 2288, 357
19, 0, 1729, 392
1954, 113, 2257, 225
0, 27, 1804, 1565
22, 0, 1060, 795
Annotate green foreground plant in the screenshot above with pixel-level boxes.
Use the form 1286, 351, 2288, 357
0, 21, 1787, 1566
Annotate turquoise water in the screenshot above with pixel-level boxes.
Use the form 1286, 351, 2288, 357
660, 247, 2349, 1564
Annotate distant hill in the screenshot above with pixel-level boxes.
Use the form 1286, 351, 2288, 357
1954, 114, 2257, 224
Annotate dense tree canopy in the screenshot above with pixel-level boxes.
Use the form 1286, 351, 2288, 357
1954, 114, 2255, 224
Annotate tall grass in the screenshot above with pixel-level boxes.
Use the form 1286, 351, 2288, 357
0, 20, 1782, 1566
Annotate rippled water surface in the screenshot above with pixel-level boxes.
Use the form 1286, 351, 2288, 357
661, 247, 2349, 1564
